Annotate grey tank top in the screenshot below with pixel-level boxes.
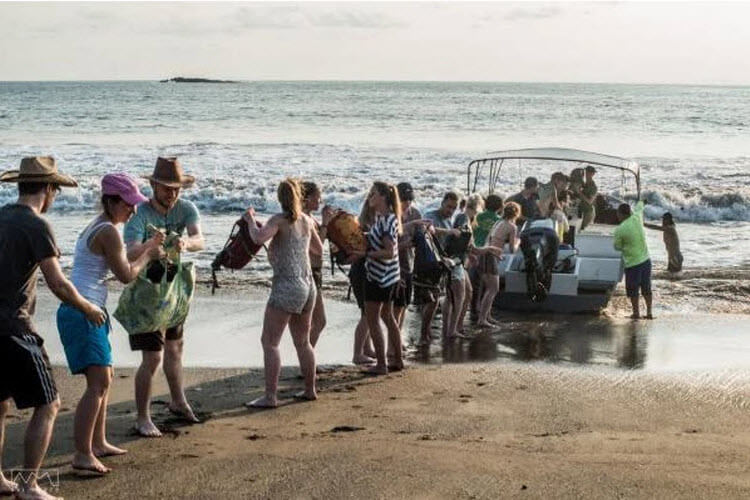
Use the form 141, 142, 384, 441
268, 217, 311, 279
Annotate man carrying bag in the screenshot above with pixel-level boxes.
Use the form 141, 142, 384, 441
118, 157, 204, 438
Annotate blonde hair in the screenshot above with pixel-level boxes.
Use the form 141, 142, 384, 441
465, 193, 484, 227
278, 178, 302, 222
364, 181, 403, 235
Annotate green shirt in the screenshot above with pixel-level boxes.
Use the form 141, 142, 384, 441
124, 199, 200, 245
473, 210, 500, 247
613, 201, 649, 268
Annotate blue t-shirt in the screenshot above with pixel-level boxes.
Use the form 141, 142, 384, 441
123, 199, 200, 245
424, 209, 453, 248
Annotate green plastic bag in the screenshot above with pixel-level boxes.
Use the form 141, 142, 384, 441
114, 257, 196, 335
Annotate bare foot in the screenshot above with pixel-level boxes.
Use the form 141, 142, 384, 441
476, 321, 494, 328
93, 442, 128, 458
72, 452, 111, 475
0, 477, 18, 496
134, 418, 162, 438
629, 314, 640, 320
352, 355, 376, 365
361, 364, 388, 376
246, 396, 278, 409
387, 361, 405, 372
15, 485, 62, 500
293, 390, 317, 401
168, 403, 200, 423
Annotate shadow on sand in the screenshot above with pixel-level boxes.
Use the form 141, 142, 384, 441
2, 365, 376, 471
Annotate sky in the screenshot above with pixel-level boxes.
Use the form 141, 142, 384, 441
1, 1, 749, 84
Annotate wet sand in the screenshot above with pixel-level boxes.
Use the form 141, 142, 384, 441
4, 270, 750, 498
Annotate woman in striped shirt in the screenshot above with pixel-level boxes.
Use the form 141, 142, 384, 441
354, 182, 403, 375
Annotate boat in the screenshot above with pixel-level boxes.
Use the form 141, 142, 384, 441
466, 147, 642, 314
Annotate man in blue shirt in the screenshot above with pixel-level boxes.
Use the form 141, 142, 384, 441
124, 157, 205, 437
422, 192, 462, 344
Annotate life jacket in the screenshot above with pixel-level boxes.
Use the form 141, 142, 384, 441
210, 217, 264, 294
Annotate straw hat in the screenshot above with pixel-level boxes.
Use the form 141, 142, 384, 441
0, 156, 78, 187
144, 157, 195, 188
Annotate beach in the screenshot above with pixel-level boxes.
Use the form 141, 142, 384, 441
2, 272, 749, 498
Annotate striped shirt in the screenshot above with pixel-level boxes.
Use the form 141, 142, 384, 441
365, 213, 400, 287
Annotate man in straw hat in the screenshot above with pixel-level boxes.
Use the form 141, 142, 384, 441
123, 157, 204, 437
0, 156, 106, 500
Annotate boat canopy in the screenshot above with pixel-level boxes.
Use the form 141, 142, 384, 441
467, 147, 641, 199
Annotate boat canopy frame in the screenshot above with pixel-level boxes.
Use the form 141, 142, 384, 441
466, 147, 641, 200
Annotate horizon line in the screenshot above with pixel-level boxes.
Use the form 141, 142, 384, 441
1, 78, 749, 88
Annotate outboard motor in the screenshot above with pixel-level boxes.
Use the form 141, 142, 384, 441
519, 219, 560, 302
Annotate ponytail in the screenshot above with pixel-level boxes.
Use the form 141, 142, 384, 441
372, 181, 402, 235
278, 178, 302, 222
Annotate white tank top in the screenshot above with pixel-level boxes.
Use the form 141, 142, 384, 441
70, 216, 113, 308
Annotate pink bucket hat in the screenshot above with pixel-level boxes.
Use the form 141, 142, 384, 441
101, 173, 149, 206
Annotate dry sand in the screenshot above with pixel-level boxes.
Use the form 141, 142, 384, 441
3, 360, 750, 498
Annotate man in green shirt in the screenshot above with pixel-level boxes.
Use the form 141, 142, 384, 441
613, 200, 653, 319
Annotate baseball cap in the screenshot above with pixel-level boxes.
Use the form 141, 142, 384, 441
102, 173, 149, 206
397, 182, 415, 201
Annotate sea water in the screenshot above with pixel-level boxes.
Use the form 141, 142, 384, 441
2, 81, 749, 269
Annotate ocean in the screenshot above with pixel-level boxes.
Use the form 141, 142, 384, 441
1, 81, 749, 269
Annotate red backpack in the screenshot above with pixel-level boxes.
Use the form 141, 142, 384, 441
210, 218, 264, 294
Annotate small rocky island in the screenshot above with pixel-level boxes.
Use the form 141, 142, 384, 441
159, 77, 237, 83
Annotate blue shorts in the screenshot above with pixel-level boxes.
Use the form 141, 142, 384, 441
625, 259, 652, 298
57, 303, 112, 375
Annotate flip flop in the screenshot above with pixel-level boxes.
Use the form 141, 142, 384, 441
168, 405, 201, 423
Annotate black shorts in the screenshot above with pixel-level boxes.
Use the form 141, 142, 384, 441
625, 259, 652, 298
0, 334, 58, 409
349, 259, 367, 310
129, 323, 185, 352
364, 278, 396, 303
312, 266, 323, 290
393, 273, 413, 308
479, 253, 499, 275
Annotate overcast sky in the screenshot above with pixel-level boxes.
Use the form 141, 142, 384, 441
1, 1, 749, 84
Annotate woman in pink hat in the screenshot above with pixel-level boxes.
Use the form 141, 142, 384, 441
56, 173, 165, 475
